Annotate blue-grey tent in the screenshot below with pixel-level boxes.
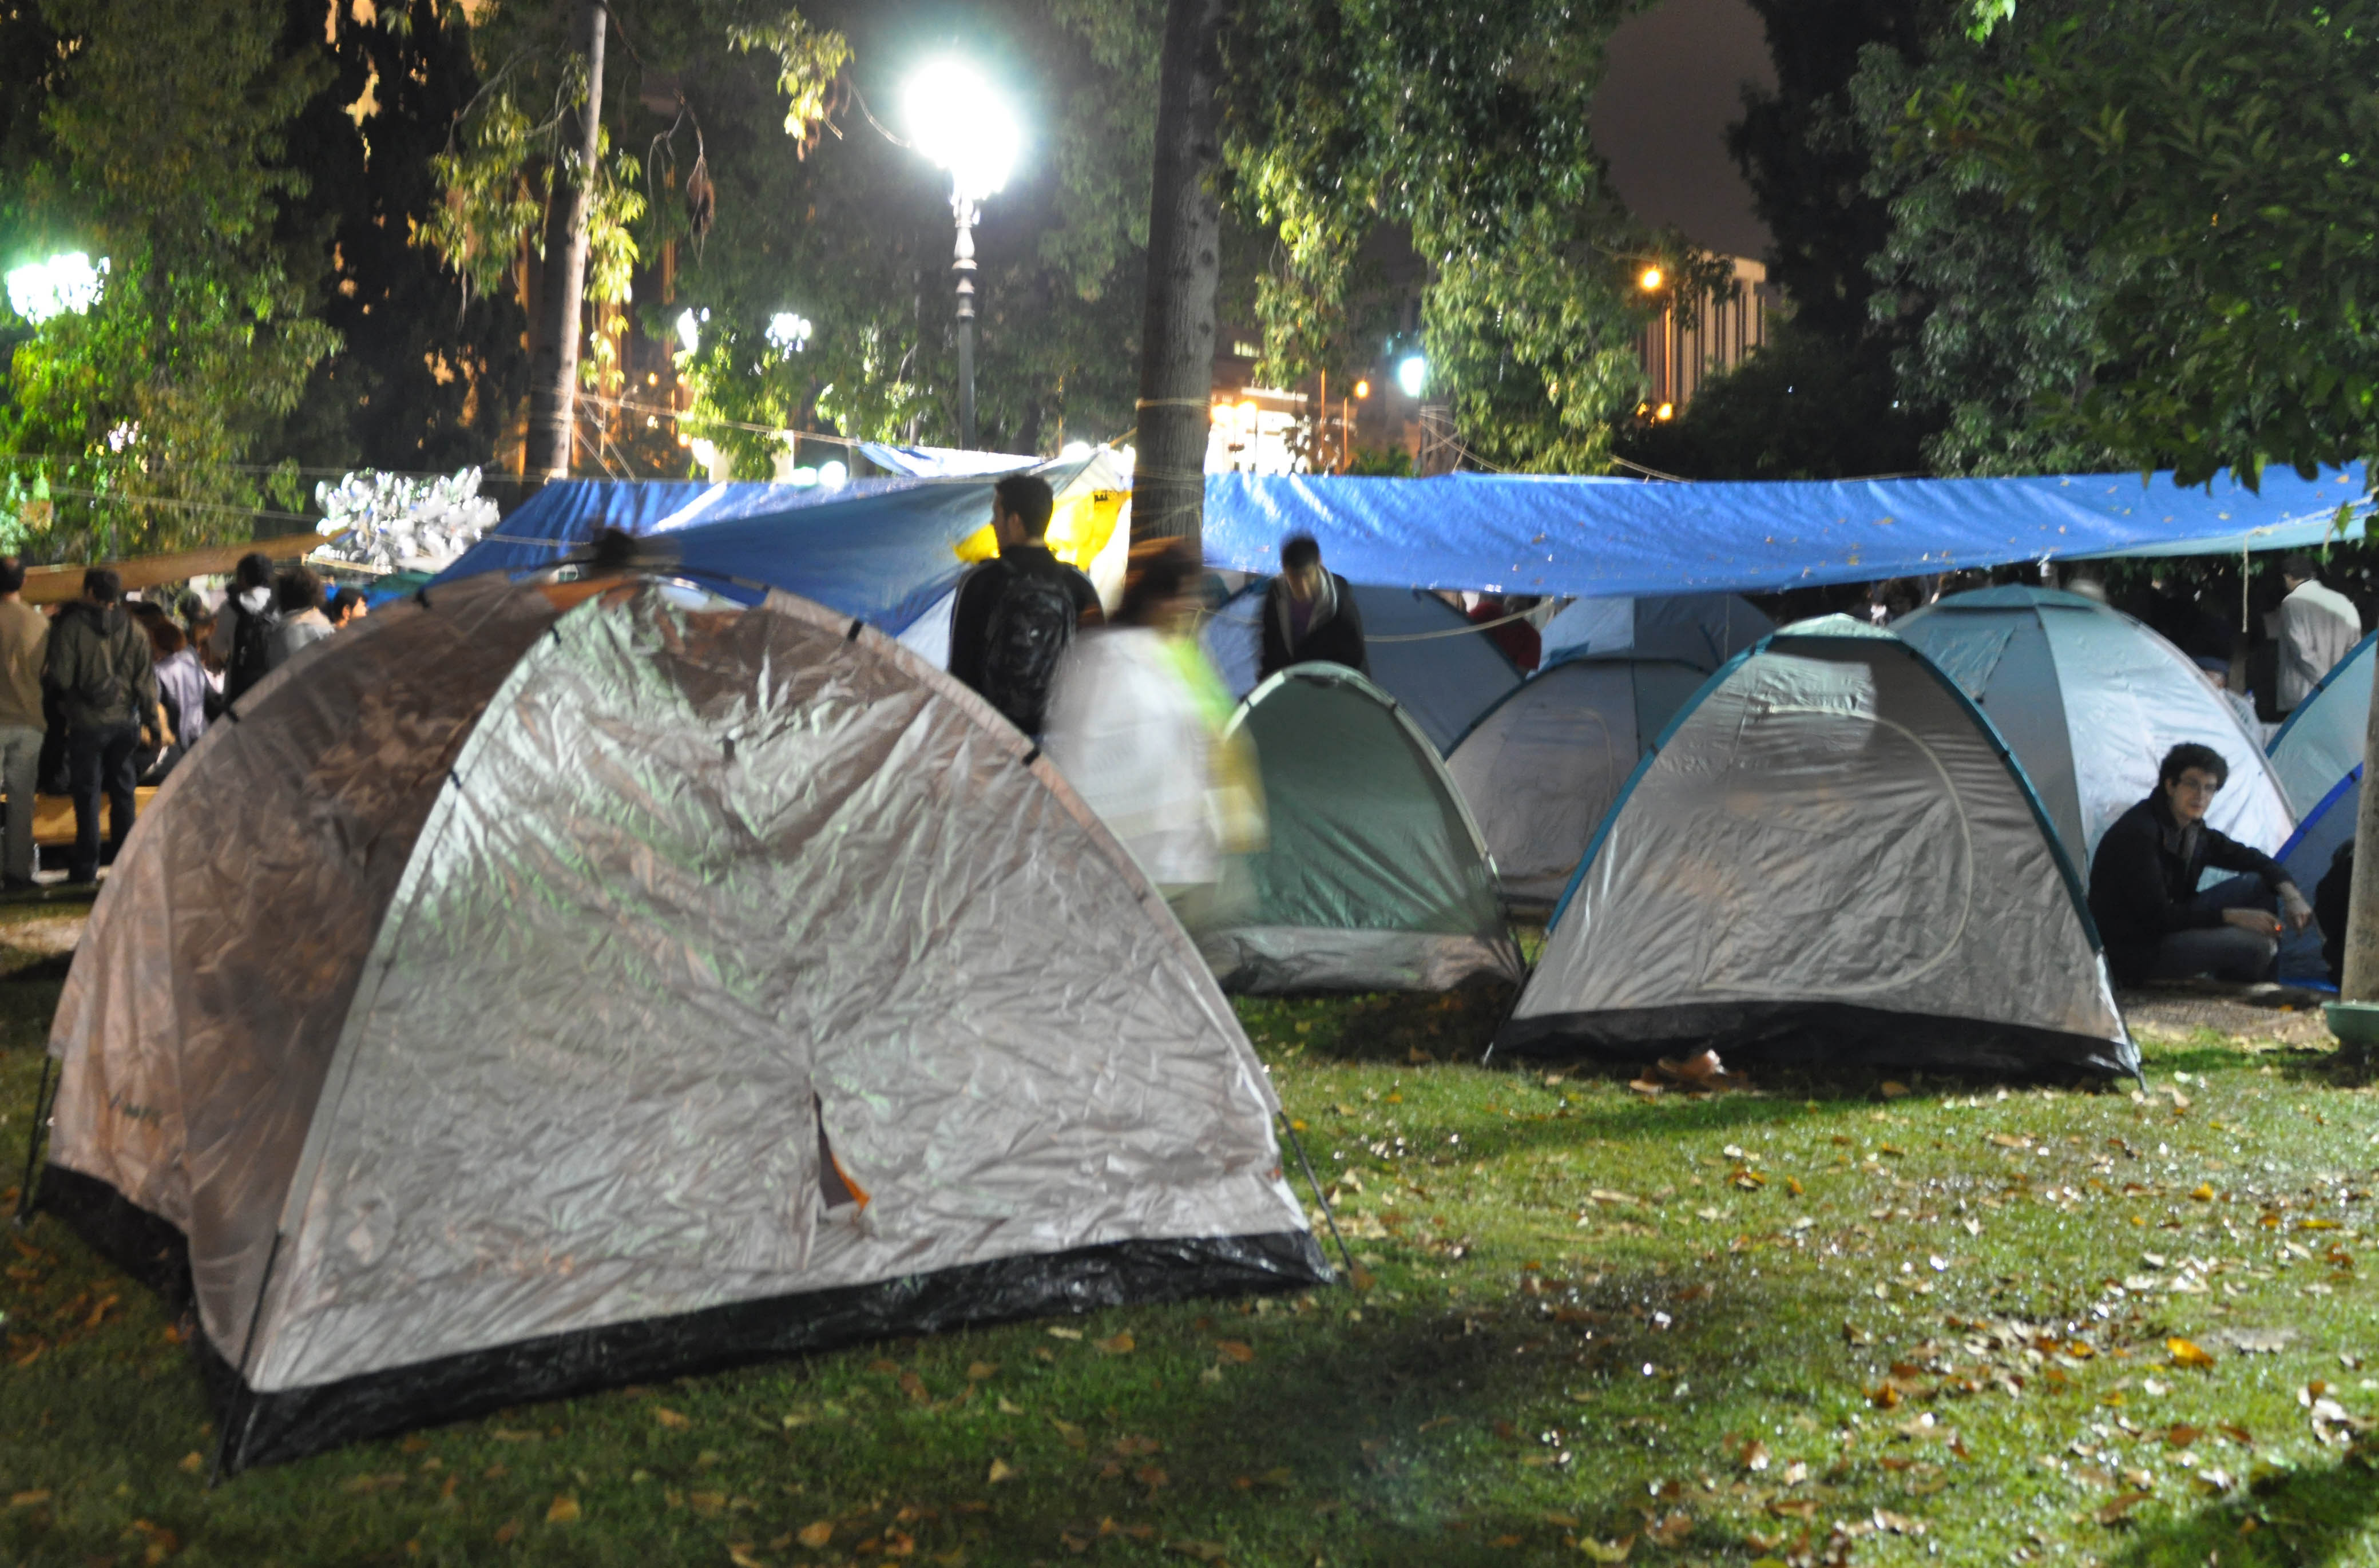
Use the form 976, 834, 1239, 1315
1539, 593, 1773, 668
2266, 632, 2376, 982
1201, 582, 1518, 754
1493, 618, 2134, 1076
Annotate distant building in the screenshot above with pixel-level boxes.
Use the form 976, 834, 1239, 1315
1638, 256, 1777, 418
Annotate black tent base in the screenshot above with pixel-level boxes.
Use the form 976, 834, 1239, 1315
38, 1165, 1329, 1475
1489, 999, 2137, 1080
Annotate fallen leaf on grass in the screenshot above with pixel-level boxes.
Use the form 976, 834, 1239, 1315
987, 1459, 1017, 1484
2168, 1337, 2217, 1370
1576, 1538, 1634, 1563
1046, 1327, 1084, 1341
966, 1361, 998, 1381
2096, 1491, 2153, 1525
1642, 1513, 1693, 1547
2166, 1425, 2202, 1448
545, 1495, 580, 1525
728, 1545, 767, 1568
798, 1521, 835, 1548
1168, 1541, 1231, 1563
493, 1521, 520, 1545
339, 1472, 406, 1494
2219, 1423, 2254, 1447
8, 1490, 48, 1509
177, 1452, 202, 1474
652, 1407, 690, 1429
1214, 1340, 1255, 1364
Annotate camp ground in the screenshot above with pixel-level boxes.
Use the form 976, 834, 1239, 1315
1891, 586, 2295, 866
1200, 581, 1520, 753
1200, 664, 1521, 993
1493, 617, 2134, 1077
29, 573, 1325, 1472
1444, 653, 1710, 909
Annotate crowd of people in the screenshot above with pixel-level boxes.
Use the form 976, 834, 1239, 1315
0, 553, 370, 890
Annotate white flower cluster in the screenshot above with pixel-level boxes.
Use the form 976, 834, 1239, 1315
313, 468, 498, 574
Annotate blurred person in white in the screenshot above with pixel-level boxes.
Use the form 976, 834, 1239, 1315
1041, 538, 1264, 925
0, 557, 46, 891
2276, 553, 2362, 713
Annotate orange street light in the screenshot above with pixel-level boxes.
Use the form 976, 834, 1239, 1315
1353, 378, 1371, 399
1638, 265, 1664, 293
1654, 401, 1675, 422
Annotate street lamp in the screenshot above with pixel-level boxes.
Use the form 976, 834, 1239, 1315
1394, 355, 1427, 399
5, 252, 108, 324
904, 59, 1021, 449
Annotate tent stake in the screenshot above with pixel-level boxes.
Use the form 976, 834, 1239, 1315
12, 1054, 54, 1226
209, 1229, 286, 1487
1278, 1112, 1357, 1280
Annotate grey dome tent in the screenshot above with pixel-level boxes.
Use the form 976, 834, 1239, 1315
1202, 582, 1520, 753
1893, 586, 2293, 867
1200, 664, 1523, 993
31, 573, 1326, 1472
1494, 618, 2135, 1077
1445, 656, 1710, 910
1540, 592, 1774, 668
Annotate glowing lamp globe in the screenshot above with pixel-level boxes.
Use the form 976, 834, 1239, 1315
904, 60, 1021, 202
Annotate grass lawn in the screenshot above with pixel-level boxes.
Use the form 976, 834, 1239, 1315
7, 896, 2379, 1567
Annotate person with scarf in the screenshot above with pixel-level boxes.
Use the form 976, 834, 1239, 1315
1257, 534, 1366, 680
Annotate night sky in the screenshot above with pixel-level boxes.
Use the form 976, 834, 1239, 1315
1591, 0, 1775, 261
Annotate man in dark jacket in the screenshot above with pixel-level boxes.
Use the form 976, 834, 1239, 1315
2088, 743, 2311, 985
43, 568, 160, 885
1258, 534, 1367, 680
947, 474, 1103, 735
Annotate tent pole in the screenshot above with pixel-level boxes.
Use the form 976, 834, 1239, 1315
11, 1053, 54, 1225
209, 1229, 286, 1487
1278, 1112, 1357, 1280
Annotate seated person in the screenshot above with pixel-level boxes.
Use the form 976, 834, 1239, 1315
2088, 742, 2312, 986
2319, 839, 2354, 987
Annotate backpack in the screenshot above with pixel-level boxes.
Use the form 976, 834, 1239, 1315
224, 599, 279, 703
977, 567, 1079, 733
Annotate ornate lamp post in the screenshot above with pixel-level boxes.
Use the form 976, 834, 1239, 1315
904, 60, 1022, 450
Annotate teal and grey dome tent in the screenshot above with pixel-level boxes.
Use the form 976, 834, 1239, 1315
1494, 618, 2134, 1076
1201, 664, 1523, 993
2265, 630, 2376, 981
1893, 586, 2293, 867
1446, 655, 1710, 910
31, 573, 1325, 1472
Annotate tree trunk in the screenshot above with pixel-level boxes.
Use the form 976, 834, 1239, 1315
2340, 674, 2379, 1019
525, 0, 607, 482
1132, 0, 1228, 547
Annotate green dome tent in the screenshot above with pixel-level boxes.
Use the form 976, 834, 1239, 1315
1201, 664, 1522, 993
1494, 618, 2134, 1077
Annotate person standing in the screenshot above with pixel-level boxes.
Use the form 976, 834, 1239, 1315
0, 558, 49, 891
43, 568, 158, 886
129, 602, 206, 779
211, 552, 279, 705
2275, 554, 2362, 712
946, 474, 1103, 735
1258, 534, 1366, 680
268, 566, 335, 671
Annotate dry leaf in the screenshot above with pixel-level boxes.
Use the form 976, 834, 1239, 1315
798, 1521, 835, 1548
177, 1452, 203, 1474
652, 1407, 690, 1429
1215, 1340, 1256, 1364
728, 1546, 766, 1568
493, 1521, 521, 1545
2166, 1425, 2202, 1448
1046, 1327, 1084, 1341
966, 1361, 998, 1381
2168, 1337, 2217, 1370
987, 1458, 1017, 1484
2096, 1490, 2152, 1524
545, 1495, 581, 1525
1577, 1538, 1635, 1563
1095, 1331, 1136, 1355
1880, 1081, 1910, 1099
8, 1490, 50, 1509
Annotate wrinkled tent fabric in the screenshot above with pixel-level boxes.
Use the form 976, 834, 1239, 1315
1202, 582, 1520, 753
1202, 665, 1522, 993
857, 442, 1038, 477
1446, 656, 1710, 908
2275, 768, 2359, 984
1202, 466, 2372, 601
39, 575, 1325, 1471
1494, 620, 2134, 1076
1540, 593, 1774, 668
1892, 587, 2293, 868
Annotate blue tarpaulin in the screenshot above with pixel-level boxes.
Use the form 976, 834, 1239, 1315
434, 476, 992, 633
1201, 466, 2373, 600
433, 463, 2374, 637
